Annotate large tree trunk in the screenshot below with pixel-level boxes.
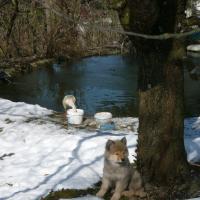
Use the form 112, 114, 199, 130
110, 0, 190, 184
137, 51, 188, 184
135, 0, 189, 184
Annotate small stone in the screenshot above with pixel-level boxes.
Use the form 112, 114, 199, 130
115, 125, 120, 130
73, 124, 87, 129
89, 121, 97, 127
83, 119, 93, 126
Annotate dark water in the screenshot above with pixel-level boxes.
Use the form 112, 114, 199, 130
185, 52, 200, 117
0, 55, 199, 117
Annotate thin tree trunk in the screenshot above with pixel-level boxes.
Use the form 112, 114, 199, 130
6, 0, 19, 40
44, 0, 52, 36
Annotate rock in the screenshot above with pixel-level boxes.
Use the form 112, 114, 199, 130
73, 124, 87, 129
89, 121, 97, 127
0, 71, 12, 83
120, 124, 127, 128
114, 125, 121, 130
83, 118, 93, 126
30, 59, 53, 68
83, 118, 97, 127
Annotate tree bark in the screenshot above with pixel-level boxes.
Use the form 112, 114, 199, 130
137, 57, 188, 184
136, 0, 189, 184
44, 0, 52, 36
6, 0, 19, 40
109, 0, 190, 184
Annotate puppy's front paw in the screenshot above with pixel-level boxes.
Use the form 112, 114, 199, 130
96, 190, 104, 198
122, 190, 132, 197
137, 190, 147, 198
111, 193, 121, 200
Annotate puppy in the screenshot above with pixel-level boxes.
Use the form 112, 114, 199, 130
96, 137, 146, 200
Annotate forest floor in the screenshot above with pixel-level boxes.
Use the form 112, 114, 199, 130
0, 98, 199, 200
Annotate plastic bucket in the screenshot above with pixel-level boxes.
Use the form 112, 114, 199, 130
94, 112, 112, 125
67, 109, 84, 125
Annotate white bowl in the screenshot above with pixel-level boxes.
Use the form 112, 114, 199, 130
67, 109, 84, 125
94, 112, 112, 125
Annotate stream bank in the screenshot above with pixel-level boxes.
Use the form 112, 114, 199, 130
0, 45, 127, 81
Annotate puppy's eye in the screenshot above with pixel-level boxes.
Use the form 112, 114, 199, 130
115, 153, 119, 156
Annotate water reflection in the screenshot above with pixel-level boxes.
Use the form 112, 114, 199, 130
0, 55, 199, 117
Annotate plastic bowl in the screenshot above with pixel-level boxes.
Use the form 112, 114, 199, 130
94, 112, 112, 125
67, 109, 84, 125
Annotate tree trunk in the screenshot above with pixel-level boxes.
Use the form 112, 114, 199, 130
137, 53, 188, 184
135, 0, 189, 184
44, 0, 52, 36
109, 0, 190, 184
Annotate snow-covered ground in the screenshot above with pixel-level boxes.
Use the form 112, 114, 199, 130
0, 98, 199, 200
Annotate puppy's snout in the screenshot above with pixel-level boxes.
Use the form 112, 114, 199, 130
121, 158, 125, 162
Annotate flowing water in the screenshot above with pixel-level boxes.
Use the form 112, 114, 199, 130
0, 55, 199, 117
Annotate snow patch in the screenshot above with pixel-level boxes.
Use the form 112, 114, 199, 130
0, 98, 199, 200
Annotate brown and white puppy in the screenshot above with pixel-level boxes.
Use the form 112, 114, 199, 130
96, 137, 146, 200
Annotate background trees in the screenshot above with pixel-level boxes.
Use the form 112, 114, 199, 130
0, 0, 123, 60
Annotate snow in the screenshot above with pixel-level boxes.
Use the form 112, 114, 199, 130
184, 117, 200, 163
188, 198, 200, 200
187, 44, 200, 52
0, 98, 199, 200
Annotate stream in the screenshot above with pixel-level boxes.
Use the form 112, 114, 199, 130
0, 55, 199, 117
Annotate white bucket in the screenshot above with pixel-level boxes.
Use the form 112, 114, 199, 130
94, 112, 112, 125
67, 109, 84, 125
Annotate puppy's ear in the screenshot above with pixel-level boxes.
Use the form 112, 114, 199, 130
121, 137, 127, 145
106, 139, 114, 150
